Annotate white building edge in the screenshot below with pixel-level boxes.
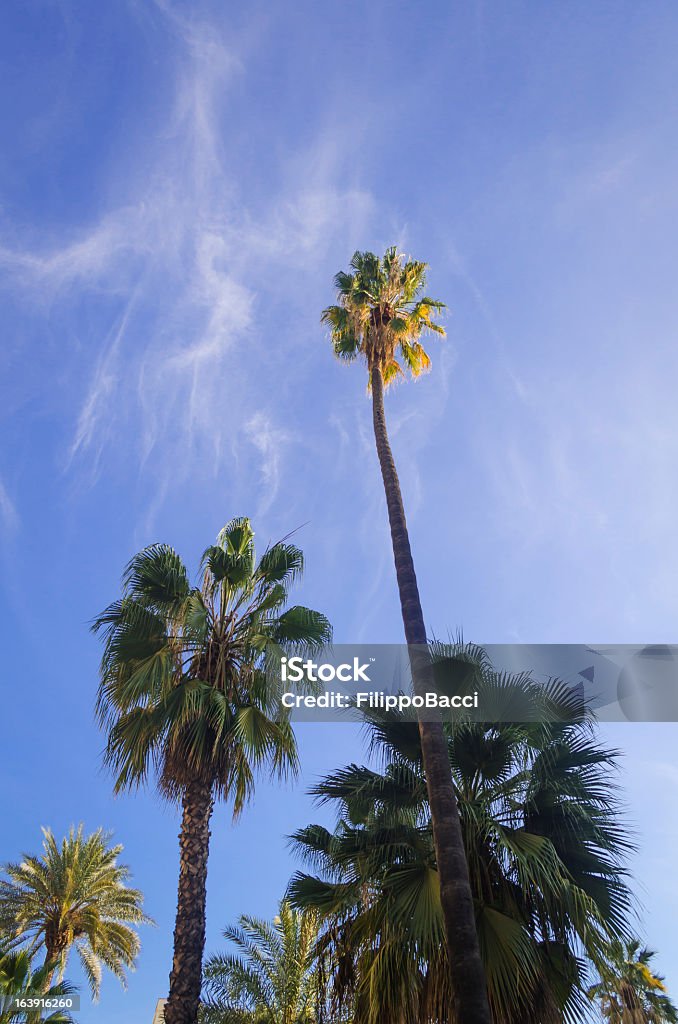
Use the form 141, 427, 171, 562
152, 998, 166, 1023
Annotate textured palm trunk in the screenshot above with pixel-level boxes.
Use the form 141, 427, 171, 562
370, 364, 492, 1024
164, 777, 214, 1024
42, 932, 68, 992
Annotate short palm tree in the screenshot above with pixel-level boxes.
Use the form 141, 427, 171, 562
289, 655, 634, 1024
588, 940, 678, 1023
201, 900, 320, 1024
94, 518, 331, 1024
0, 948, 76, 1023
0, 826, 148, 998
322, 249, 491, 1023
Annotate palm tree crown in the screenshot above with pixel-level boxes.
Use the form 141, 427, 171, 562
321, 247, 445, 386
94, 517, 332, 809
202, 900, 320, 1024
0, 826, 148, 998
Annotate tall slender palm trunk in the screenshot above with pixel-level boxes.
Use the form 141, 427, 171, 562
370, 364, 492, 1024
164, 777, 214, 1024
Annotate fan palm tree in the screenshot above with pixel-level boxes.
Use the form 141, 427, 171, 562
201, 900, 321, 1024
322, 248, 490, 1023
0, 948, 76, 1023
0, 826, 148, 998
289, 654, 634, 1024
94, 518, 331, 1024
587, 940, 678, 1023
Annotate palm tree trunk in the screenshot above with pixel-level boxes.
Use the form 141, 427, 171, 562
164, 777, 214, 1024
42, 931, 68, 992
370, 363, 491, 1024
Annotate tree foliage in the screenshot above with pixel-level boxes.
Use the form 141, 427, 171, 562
289, 647, 635, 1024
0, 827, 148, 999
588, 939, 678, 1023
94, 518, 331, 1024
201, 901, 321, 1024
321, 247, 445, 386
0, 948, 77, 1023
94, 517, 332, 809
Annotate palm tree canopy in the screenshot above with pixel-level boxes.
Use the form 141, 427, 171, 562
588, 939, 678, 1023
288, 648, 634, 1024
321, 247, 445, 386
0, 949, 77, 1023
94, 517, 332, 811
0, 826, 150, 999
201, 900, 320, 1024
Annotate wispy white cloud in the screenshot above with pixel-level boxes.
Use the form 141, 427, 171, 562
243, 412, 288, 518
0, 208, 141, 297
0, 477, 18, 532
0, 0, 374, 524
68, 286, 141, 467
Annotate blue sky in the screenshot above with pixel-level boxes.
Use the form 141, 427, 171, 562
2, 0, 678, 1019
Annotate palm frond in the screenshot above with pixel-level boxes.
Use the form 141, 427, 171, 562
122, 544, 189, 608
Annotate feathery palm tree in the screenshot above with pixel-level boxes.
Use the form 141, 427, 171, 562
289, 654, 634, 1024
201, 900, 321, 1024
588, 940, 678, 1023
0, 826, 148, 998
322, 248, 491, 1023
94, 518, 331, 1024
0, 948, 76, 1023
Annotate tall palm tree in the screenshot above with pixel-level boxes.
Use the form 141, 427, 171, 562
588, 940, 678, 1023
0, 948, 76, 1023
289, 656, 634, 1024
94, 518, 331, 1024
0, 826, 148, 998
322, 248, 491, 1023
201, 900, 320, 1024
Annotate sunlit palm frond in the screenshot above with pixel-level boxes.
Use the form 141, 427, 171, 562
0, 827, 150, 1001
